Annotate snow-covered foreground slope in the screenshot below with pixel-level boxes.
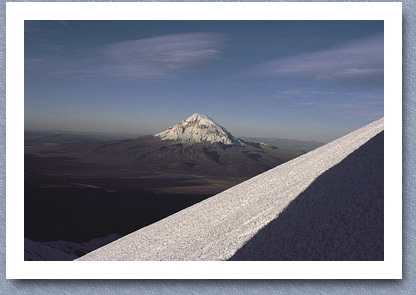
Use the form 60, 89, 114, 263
78, 118, 384, 261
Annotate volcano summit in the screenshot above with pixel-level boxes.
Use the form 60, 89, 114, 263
155, 113, 243, 146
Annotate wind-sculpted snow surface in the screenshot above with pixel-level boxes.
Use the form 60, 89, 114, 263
78, 118, 384, 261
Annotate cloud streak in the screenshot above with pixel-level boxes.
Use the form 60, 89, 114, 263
100, 33, 223, 78
252, 34, 384, 86
26, 33, 224, 80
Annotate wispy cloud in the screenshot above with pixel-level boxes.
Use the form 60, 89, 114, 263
26, 33, 224, 80
100, 33, 223, 78
252, 34, 384, 87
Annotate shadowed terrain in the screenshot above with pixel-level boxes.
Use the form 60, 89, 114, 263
25, 184, 211, 243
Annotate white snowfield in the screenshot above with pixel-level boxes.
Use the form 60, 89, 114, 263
78, 118, 384, 261
155, 113, 242, 145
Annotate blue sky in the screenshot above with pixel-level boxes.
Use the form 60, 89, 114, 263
25, 21, 384, 142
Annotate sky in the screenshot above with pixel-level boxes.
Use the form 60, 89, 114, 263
24, 20, 384, 142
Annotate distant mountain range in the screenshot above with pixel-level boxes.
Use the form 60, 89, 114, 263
25, 114, 307, 182
240, 137, 325, 152
26, 113, 324, 151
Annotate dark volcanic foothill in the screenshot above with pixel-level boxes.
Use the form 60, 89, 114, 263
25, 133, 303, 183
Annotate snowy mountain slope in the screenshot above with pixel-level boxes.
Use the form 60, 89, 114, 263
77, 118, 384, 261
155, 113, 243, 145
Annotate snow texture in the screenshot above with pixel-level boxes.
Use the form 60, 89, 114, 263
78, 118, 384, 261
155, 113, 242, 145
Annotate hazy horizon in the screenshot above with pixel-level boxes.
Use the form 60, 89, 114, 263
24, 124, 328, 144
25, 20, 384, 142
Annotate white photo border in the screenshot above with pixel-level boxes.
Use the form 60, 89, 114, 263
6, 2, 402, 279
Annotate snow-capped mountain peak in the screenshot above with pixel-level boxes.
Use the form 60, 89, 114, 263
155, 113, 242, 145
